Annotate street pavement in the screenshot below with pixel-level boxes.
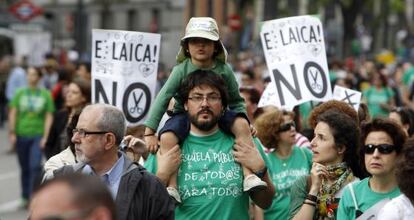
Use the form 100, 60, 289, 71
0, 126, 28, 220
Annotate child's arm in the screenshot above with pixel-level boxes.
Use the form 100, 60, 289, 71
222, 63, 246, 113
144, 67, 184, 131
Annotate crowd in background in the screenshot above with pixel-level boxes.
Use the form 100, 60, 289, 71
1, 26, 414, 219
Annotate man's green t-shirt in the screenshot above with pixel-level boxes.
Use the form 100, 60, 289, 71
9, 87, 55, 137
263, 146, 312, 220
145, 130, 267, 219
336, 177, 400, 220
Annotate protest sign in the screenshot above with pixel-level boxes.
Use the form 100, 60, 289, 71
260, 15, 332, 108
92, 29, 161, 125
333, 85, 362, 111
258, 83, 294, 111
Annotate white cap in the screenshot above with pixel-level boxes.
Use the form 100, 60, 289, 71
176, 17, 227, 63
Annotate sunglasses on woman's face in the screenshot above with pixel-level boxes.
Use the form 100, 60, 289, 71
279, 121, 295, 132
364, 144, 395, 154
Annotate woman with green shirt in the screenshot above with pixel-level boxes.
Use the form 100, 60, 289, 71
337, 118, 406, 219
362, 71, 395, 118
289, 109, 364, 220
8, 67, 55, 205
254, 108, 313, 220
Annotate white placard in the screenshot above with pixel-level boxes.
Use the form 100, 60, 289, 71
91, 29, 161, 125
258, 83, 294, 111
332, 85, 362, 111
260, 15, 332, 109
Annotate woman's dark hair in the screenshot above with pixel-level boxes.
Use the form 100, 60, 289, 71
71, 77, 91, 104
178, 69, 228, 108
373, 71, 389, 87
67, 109, 82, 155
181, 39, 223, 60
78, 62, 91, 73
27, 66, 43, 78
360, 118, 408, 176
390, 107, 414, 136
358, 103, 371, 125
316, 110, 365, 178
396, 138, 414, 203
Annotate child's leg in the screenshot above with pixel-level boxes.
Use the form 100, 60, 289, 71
157, 113, 190, 203
159, 131, 179, 189
232, 117, 255, 174
231, 116, 267, 192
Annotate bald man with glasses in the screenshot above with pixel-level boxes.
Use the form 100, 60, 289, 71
52, 103, 174, 220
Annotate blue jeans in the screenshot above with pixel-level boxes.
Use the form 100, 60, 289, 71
16, 136, 43, 199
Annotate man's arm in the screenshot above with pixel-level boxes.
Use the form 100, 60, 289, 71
233, 141, 275, 209
155, 144, 181, 186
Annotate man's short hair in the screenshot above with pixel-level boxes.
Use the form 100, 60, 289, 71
83, 104, 126, 145
178, 69, 229, 108
37, 173, 117, 219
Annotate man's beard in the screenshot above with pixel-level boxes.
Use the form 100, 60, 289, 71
189, 108, 219, 131
76, 152, 89, 163
75, 146, 91, 164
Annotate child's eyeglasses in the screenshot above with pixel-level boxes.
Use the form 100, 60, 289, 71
364, 144, 395, 154
279, 121, 295, 132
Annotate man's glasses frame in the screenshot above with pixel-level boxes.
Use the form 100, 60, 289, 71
72, 128, 109, 138
364, 144, 396, 155
188, 95, 221, 104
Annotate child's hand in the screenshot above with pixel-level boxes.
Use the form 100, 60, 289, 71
144, 135, 159, 154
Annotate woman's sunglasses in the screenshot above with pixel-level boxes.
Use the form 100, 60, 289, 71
364, 144, 395, 154
279, 121, 296, 132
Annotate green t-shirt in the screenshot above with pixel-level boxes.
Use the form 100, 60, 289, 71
263, 146, 312, 220
288, 175, 358, 220
402, 66, 414, 86
336, 177, 400, 220
144, 59, 245, 131
9, 87, 55, 137
299, 101, 317, 129
145, 130, 266, 219
363, 86, 394, 118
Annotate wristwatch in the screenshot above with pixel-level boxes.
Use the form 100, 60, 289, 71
254, 166, 268, 179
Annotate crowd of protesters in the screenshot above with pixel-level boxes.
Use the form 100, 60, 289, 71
1, 15, 414, 220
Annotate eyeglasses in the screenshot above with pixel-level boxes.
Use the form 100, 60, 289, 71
188, 95, 221, 104
279, 121, 295, 132
72, 128, 109, 138
364, 144, 395, 154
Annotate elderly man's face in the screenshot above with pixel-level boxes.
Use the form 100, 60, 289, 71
185, 85, 223, 131
71, 108, 107, 164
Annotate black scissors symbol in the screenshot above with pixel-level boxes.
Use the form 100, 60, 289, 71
129, 92, 144, 114
310, 69, 322, 91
